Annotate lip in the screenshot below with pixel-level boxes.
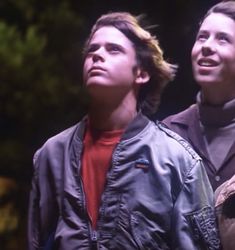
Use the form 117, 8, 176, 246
197, 58, 219, 67
88, 66, 106, 74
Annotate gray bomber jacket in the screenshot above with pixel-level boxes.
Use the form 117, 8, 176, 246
28, 113, 220, 250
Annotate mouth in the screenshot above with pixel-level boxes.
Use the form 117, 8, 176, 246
197, 58, 219, 67
88, 66, 106, 75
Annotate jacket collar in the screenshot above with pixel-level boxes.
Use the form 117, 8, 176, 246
168, 104, 211, 162
169, 104, 235, 171
168, 104, 198, 127
121, 112, 149, 141
75, 112, 150, 142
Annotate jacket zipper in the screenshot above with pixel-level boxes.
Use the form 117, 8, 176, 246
91, 230, 98, 242
79, 176, 99, 249
90, 230, 98, 250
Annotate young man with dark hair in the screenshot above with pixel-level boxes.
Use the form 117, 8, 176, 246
28, 12, 220, 250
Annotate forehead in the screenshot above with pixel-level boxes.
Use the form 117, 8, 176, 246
89, 26, 134, 47
199, 13, 235, 35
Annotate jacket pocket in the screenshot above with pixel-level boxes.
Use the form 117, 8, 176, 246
130, 211, 170, 250
186, 206, 221, 250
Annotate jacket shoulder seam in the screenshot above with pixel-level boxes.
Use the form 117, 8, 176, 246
157, 121, 201, 161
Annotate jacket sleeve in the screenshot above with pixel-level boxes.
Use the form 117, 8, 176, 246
28, 151, 41, 250
171, 159, 221, 250
28, 149, 58, 250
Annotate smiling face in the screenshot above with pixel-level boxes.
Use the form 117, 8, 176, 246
83, 26, 146, 101
191, 13, 235, 102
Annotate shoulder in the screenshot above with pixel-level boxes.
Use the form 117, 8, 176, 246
151, 121, 203, 182
156, 121, 200, 161
33, 119, 85, 167
162, 104, 197, 127
161, 104, 198, 141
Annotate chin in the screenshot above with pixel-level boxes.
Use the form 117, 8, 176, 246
86, 83, 112, 95
194, 75, 219, 85
86, 76, 110, 85
86, 81, 107, 89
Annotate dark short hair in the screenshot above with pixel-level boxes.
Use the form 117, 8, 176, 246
83, 12, 176, 117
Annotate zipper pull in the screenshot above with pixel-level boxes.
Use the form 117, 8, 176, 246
91, 230, 98, 242
91, 230, 98, 250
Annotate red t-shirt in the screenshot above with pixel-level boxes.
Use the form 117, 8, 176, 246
81, 124, 123, 229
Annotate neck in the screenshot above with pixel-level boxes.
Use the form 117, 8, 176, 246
197, 92, 235, 127
88, 93, 138, 131
201, 85, 235, 106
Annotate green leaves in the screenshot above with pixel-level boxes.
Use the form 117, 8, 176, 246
0, 0, 86, 177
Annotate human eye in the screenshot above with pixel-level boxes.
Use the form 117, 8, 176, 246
196, 32, 208, 42
217, 33, 230, 43
86, 44, 99, 54
107, 43, 123, 53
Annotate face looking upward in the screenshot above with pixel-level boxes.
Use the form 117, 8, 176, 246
83, 26, 149, 100
191, 13, 235, 102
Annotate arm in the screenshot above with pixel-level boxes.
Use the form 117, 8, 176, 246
28, 149, 58, 250
28, 152, 41, 250
172, 160, 221, 250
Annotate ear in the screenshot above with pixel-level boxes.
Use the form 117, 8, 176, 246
135, 68, 150, 85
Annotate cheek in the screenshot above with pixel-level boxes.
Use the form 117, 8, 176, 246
227, 52, 235, 66
191, 45, 198, 62
191, 47, 200, 73
83, 60, 89, 80
226, 60, 235, 77
220, 51, 235, 72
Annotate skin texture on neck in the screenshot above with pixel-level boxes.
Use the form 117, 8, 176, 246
88, 90, 138, 131
201, 84, 235, 106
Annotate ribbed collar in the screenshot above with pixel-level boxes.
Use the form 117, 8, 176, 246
197, 92, 235, 127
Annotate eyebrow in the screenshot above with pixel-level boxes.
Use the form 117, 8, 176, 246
106, 42, 126, 50
198, 29, 233, 37
88, 42, 126, 51
217, 31, 233, 38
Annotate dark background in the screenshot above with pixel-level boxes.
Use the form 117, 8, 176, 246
0, 0, 220, 249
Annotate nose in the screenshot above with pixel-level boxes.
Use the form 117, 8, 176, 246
92, 48, 105, 63
201, 38, 215, 56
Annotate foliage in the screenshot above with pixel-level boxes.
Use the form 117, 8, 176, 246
0, 0, 88, 179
